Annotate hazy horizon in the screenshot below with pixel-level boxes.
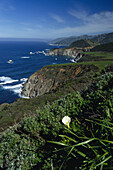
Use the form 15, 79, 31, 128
0, 31, 113, 42
0, 37, 51, 41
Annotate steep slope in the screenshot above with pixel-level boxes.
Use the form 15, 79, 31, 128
92, 32, 113, 44
50, 35, 93, 46
21, 64, 98, 98
1, 66, 113, 170
69, 39, 98, 48
50, 32, 113, 46
46, 47, 84, 60
91, 42, 113, 52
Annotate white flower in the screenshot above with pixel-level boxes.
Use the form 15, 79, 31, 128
62, 116, 71, 128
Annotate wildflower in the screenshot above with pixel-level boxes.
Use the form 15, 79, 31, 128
62, 116, 71, 128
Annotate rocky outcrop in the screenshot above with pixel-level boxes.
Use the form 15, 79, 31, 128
46, 47, 85, 62
21, 64, 98, 98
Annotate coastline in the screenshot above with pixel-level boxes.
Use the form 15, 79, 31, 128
49, 43, 67, 47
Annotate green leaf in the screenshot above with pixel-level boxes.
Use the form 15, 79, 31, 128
74, 138, 97, 147
85, 119, 113, 130
95, 156, 112, 168
59, 135, 77, 143
48, 141, 68, 146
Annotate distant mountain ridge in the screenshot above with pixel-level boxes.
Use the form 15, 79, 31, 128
50, 32, 113, 46
50, 35, 93, 46
68, 39, 99, 48
91, 32, 113, 44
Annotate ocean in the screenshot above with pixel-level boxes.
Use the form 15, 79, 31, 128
0, 41, 74, 104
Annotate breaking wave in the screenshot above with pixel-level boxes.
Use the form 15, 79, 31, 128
21, 56, 30, 59
3, 84, 23, 96
0, 76, 18, 85
0, 76, 28, 97
70, 59, 76, 63
20, 78, 28, 82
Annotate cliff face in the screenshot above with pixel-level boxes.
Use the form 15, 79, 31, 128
47, 47, 84, 58
21, 64, 98, 98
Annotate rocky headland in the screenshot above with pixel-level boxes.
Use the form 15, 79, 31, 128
47, 39, 96, 61
21, 64, 98, 98
46, 47, 86, 62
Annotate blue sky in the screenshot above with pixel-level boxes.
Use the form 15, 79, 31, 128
0, 0, 113, 39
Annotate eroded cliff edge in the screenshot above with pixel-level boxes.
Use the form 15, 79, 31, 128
21, 64, 98, 98
46, 47, 85, 61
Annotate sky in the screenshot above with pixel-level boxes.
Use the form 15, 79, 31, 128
0, 0, 113, 39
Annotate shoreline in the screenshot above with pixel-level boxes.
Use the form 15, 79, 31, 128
49, 43, 67, 47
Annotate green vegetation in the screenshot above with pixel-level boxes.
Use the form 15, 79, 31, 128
79, 52, 113, 65
50, 71, 113, 169
69, 39, 98, 48
1, 45, 113, 169
50, 35, 93, 46
50, 32, 113, 46
92, 32, 113, 44
91, 42, 113, 52
0, 65, 113, 169
0, 58, 113, 132
0, 63, 99, 133
80, 61, 113, 71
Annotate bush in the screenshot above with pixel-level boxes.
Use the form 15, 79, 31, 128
0, 71, 113, 169
50, 72, 113, 169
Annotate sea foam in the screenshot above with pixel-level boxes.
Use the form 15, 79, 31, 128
0, 76, 28, 97
70, 59, 76, 63
0, 76, 18, 85
20, 78, 28, 82
3, 84, 23, 96
21, 56, 30, 59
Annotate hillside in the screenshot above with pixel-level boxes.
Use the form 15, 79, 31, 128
79, 52, 113, 63
0, 64, 113, 169
91, 42, 113, 52
1, 50, 113, 132
50, 32, 113, 46
50, 35, 93, 46
1, 38, 113, 169
92, 32, 113, 44
22, 64, 98, 98
0, 63, 99, 132
69, 39, 98, 48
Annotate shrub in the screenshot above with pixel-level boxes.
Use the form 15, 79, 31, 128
0, 71, 113, 169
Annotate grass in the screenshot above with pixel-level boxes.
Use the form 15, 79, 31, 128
0, 63, 98, 133
82, 51, 113, 60
0, 49, 113, 169
79, 52, 113, 70
79, 61, 113, 71
47, 52, 113, 71
1, 70, 113, 169
0, 93, 63, 133
0, 51, 113, 133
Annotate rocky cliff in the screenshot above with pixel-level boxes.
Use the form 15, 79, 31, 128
21, 64, 98, 98
46, 47, 86, 61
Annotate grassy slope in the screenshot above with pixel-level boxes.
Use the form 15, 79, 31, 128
79, 52, 113, 70
0, 51, 113, 133
91, 42, 113, 52
0, 68, 113, 169
69, 39, 98, 48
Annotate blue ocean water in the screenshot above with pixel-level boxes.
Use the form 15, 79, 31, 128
0, 41, 74, 104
